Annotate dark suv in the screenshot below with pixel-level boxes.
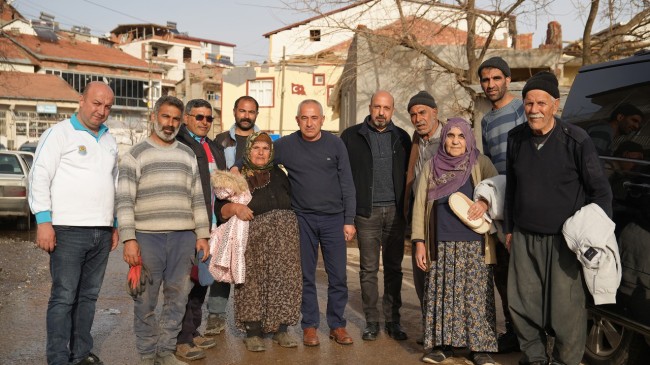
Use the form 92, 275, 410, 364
562, 51, 650, 365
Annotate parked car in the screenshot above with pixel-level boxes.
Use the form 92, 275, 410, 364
562, 50, 650, 365
19, 141, 38, 153
0, 151, 31, 230
16, 151, 34, 168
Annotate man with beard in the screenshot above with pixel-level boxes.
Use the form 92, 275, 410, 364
341, 90, 411, 342
175, 99, 225, 361
117, 96, 210, 365
403, 90, 443, 344
478, 56, 525, 353
206, 96, 260, 336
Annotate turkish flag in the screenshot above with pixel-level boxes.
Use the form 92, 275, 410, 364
292, 83, 306, 95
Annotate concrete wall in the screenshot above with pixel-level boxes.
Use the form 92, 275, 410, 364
268, 0, 512, 62
341, 36, 474, 137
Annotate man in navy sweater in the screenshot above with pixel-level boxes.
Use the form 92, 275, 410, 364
504, 72, 612, 365
273, 99, 357, 347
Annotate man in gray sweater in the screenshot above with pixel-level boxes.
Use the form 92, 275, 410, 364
117, 96, 210, 365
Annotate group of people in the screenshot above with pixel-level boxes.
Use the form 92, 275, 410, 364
29, 54, 613, 365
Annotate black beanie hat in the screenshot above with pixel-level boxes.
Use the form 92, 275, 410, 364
477, 56, 511, 78
522, 71, 560, 99
407, 91, 437, 112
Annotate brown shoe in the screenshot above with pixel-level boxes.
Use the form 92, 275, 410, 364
303, 327, 320, 347
329, 327, 353, 345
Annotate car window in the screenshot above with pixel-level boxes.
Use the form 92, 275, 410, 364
563, 60, 650, 158
0, 155, 25, 175
20, 154, 33, 168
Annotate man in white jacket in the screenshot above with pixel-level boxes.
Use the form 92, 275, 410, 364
29, 81, 119, 365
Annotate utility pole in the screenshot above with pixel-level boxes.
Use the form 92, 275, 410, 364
278, 47, 286, 136
146, 43, 153, 133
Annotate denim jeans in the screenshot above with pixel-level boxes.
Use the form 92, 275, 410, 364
133, 231, 195, 356
354, 205, 406, 323
207, 281, 230, 315
47, 226, 112, 365
297, 212, 348, 329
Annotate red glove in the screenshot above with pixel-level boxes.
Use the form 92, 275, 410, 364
126, 256, 151, 298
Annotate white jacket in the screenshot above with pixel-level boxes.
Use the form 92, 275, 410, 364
28, 117, 118, 226
474, 175, 506, 241
562, 203, 621, 305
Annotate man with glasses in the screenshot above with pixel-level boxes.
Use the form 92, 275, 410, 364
174, 99, 226, 361
206, 96, 260, 336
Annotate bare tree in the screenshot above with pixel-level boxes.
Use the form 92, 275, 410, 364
579, 0, 650, 65
283, 0, 553, 118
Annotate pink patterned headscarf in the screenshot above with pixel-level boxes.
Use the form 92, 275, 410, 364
427, 117, 479, 201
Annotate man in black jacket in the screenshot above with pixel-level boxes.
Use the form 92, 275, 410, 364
175, 99, 225, 361
505, 72, 612, 365
340, 90, 411, 342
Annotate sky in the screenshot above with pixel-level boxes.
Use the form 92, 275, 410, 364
10, 0, 619, 65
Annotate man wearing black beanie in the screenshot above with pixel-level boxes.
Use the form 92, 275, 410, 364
477, 56, 525, 353
404, 90, 443, 345
504, 72, 612, 365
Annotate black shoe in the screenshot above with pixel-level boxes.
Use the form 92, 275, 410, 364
497, 329, 520, 353
471, 352, 496, 365
72, 353, 104, 365
385, 322, 408, 341
421, 347, 453, 364
362, 321, 379, 341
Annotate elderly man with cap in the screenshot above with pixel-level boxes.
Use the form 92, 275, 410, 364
504, 71, 612, 365
477, 56, 526, 353
341, 90, 411, 342
403, 90, 443, 343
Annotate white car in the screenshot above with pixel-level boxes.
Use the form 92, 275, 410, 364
0, 151, 31, 230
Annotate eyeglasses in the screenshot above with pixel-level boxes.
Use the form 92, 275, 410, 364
188, 114, 214, 123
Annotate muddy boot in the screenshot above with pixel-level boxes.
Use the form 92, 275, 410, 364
244, 321, 266, 352
272, 324, 298, 348
205, 313, 226, 336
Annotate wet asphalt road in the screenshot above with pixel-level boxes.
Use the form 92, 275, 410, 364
0, 222, 524, 365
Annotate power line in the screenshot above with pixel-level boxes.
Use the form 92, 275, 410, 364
81, 0, 151, 24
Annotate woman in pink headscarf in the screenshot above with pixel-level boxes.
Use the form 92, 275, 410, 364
411, 117, 499, 365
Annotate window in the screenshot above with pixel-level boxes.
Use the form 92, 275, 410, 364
313, 74, 325, 86
15, 122, 27, 136
327, 85, 335, 105
183, 47, 192, 62
206, 90, 219, 101
248, 79, 274, 107
309, 29, 321, 42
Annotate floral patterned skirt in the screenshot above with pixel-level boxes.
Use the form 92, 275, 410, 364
423, 240, 498, 352
234, 209, 302, 333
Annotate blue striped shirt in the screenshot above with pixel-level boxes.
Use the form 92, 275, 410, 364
481, 98, 526, 174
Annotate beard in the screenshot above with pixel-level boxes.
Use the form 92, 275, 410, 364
371, 116, 388, 129
154, 121, 180, 142
236, 117, 255, 131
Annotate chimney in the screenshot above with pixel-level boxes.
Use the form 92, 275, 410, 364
543, 21, 562, 49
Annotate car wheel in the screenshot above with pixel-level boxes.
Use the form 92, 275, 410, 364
584, 312, 647, 365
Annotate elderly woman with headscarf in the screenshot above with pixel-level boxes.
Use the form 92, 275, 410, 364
215, 132, 302, 352
411, 118, 499, 365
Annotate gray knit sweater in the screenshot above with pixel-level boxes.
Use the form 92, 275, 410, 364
116, 137, 210, 242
